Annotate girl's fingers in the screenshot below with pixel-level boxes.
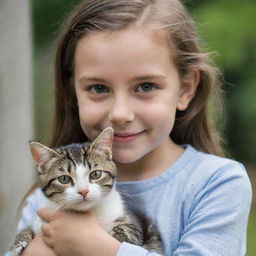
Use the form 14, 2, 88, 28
41, 222, 51, 237
40, 232, 54, 248
37, 207, 56, 222
41, 224, 55, 248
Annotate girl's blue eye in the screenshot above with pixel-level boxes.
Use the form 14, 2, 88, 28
89, 85, 109, 94
136, 83, 156, 93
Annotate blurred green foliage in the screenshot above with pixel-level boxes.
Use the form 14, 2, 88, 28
31, 0, 82, 51
31, 0, 256, 164
247, 206, 256, 256
189, 0, 256, 164
31, 0, 83, 143
31, 0, 256, 254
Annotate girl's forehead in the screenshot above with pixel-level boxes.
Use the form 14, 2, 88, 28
74, 27, 176, 77
77, 26, 170, 50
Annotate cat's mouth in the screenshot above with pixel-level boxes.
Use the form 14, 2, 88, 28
78, 195, 91, 202
71, 199, 98, 211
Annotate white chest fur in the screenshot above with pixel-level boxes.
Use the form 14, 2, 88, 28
31, 196, 59, 233
93, 189, 125, 232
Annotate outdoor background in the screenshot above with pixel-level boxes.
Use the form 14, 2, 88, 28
32, 0, 256, 254
0, 0, 255, 254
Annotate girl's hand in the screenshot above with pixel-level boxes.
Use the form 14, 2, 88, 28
22, 234, 57, 256
37, 208, 121, 256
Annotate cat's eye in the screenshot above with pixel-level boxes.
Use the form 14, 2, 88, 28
90, 170, 102, 180
58, 175, 72, 184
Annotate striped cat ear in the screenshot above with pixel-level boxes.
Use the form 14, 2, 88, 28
90, 127, 113, 159
29, 141, 60, 172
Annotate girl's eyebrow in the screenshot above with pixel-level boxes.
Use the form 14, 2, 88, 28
78, 74, 167, 83
78, 76, 107, 83
130, 74, 167, 82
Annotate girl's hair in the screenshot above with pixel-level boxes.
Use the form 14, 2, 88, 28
51, 0, 226, 156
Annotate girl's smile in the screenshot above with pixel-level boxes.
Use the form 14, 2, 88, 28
113, 130, 146, 143
74, 27, 197, 179
10, 1, 250, 255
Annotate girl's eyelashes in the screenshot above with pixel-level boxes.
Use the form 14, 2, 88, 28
135, 82, 158, 93
84, 82, 158, 95
87, 84, 110, 94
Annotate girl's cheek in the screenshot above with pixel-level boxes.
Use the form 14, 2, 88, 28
78, 104, 108, 139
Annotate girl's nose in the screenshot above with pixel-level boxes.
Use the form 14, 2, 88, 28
108, 96, 134, 125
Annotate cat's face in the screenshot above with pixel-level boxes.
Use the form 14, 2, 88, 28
30, 127, 115, 211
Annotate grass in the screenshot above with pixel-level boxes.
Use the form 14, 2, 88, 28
247, 207, 256, 256
246, 167, 256, 256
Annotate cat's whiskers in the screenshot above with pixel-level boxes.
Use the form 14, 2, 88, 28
12, 128, 163, 254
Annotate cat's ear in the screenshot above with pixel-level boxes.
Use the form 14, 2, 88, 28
89, 127, 113, 159
29, 141, 60, 173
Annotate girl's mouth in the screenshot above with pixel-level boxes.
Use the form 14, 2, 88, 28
113, 130, 145, 143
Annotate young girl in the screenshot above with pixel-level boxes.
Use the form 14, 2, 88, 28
7, 0, 252, 255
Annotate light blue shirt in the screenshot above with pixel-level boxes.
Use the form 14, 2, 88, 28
6, 145, 252, 256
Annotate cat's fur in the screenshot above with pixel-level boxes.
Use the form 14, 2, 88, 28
11, 127, 163, 255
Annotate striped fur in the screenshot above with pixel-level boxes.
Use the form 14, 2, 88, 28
36, 142, 116, 211
11, 128, 163, 255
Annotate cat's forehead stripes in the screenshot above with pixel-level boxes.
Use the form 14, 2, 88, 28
55, 143, 92, 169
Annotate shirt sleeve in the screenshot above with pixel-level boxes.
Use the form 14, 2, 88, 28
173, 163, 252, 256
4, 189, 42, 256
16, 189, 42, 232
116, 242, 163, 256
117, 163, 252, 256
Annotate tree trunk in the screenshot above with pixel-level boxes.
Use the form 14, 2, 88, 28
0, 0, 33, 253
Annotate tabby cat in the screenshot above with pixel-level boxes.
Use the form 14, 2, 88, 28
11, 127, 162, 255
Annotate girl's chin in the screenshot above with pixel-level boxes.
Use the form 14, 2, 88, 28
113, 153, 144, 165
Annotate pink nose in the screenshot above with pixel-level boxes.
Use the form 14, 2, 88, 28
78, 189, 89, 197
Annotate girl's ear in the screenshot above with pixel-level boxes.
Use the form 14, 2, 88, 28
29, 142, 60, 173
90, 127, 114, 159
177, 69, 200, 111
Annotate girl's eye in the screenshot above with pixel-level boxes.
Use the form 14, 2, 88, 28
90, 170, 102, 180
58, 175, 72, 184
88, 85, 109, 94
136, 83, 157, 93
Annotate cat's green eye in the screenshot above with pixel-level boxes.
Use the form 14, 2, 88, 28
90, 170, 102, 180
58, 175, 71, 184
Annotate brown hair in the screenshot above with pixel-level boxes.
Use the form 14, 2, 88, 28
18, 0, 226, 213
51, 0, 226, 156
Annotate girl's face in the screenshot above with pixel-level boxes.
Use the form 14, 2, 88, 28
74, 27, 197, 165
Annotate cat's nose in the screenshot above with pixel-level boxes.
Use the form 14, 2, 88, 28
78, 189, 89, 197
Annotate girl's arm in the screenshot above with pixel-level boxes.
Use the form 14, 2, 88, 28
115, 162, 252, 256
4, 189, 56, 256
171, 163, 252, 256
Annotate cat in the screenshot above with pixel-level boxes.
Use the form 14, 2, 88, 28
11, 127, 163, 255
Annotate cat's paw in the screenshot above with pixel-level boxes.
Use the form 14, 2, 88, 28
11, 228, 34, 256
11, 240, 28, 256
111, 225, 130, 242
111, 223, 144, 245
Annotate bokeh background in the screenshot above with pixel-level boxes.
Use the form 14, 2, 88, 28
0, 0, 255, 254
